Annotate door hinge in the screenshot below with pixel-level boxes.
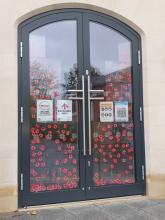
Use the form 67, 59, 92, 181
140, 106, 143, 121
21, 107, 24, 123
88, 186, 91, 190
21, 173, 24, 191
20, 42, 23, 58
142, 165, 145, 180
138, 50, 141, 65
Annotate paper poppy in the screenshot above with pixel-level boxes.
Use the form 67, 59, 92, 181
31, 158, 35, 163
103, 151, 107, 156
110, 164, 115, 169
113, 159, 118, 164
98, 148, 103, 154
70, 137, 75, 142
103, 168, 108, 173
66, 130, 70, 136
55, 160, 60, 165
55, 139, 60, 144
53, 124, 58, 129
35, 162, 40, 167
108, 153, 113, 159
41, 127, 46, 131
68, 171, 72, 177
37, 151, 42, 156
32, 152, 36, 157
72, 159, 77, 165
63, 168, 68, 173
63, 123, 68, 129
109, 136, 113, 140
38, 157, 43, 162
103, 158, 108, 163
116, 153, 121, 158
68, 154, 73, 159
39, 145, 46, 151
72, 168, 77, 173
63, 159, 68, 164
31, 145, 36, 151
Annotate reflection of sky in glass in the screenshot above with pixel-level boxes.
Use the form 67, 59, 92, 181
29, 21, 77, 83
90, 22, 131, 75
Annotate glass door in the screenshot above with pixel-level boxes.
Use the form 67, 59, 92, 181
20, 12, 86, 207
89, 21, 135, 186
83, 13, 145, 199
19, 9, 145, 207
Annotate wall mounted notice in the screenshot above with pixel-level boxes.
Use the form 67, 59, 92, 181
115, 101, 128, 122
57, 100, 72, 121
37, 99, 53, 122
100, 102, 114, 122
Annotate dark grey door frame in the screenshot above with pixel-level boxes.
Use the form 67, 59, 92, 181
18, 8, 145, 208
82, 11, 145, 200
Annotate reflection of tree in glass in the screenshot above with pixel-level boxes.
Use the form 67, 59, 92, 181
90, 66, 105, 91
64, 64, 78, 90
30, 62, 80, 98
90, 66, 101, 76
30, 61, 58, 98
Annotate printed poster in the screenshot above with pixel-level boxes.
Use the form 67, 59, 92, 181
115, 101, 128, 122
100, 102, 114, 122
37, 99, 53, 122
57, 100, 72, 121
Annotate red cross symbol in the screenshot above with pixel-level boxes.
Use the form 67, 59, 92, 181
62, 103, 68, 110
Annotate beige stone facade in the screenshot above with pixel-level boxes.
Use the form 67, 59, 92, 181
0, 0, 165, 212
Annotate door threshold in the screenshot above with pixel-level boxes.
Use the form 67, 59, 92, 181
18, 195, 147, 212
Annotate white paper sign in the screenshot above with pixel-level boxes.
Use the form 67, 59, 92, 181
100, 102, 114, 122
57, 100, 72, 121
115, 101, 128, 122
37, 99, 53, 122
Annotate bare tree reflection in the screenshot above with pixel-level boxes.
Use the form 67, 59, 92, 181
64, 64, 78, 90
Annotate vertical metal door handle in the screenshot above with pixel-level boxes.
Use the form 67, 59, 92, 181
82, 75, 86, 156
87, 75, 105, 156
88, 75, 92, 156
67, 76, 86, 156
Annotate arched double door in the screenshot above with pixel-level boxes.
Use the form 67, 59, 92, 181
18, 9, 145, 207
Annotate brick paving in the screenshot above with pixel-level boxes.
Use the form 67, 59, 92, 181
1, 198, 165, 220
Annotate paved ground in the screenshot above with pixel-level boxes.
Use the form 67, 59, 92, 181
1, 198, 165, 220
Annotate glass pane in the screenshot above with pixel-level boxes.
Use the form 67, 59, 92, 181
90, 22, 135, 186
29, 21, 80, 192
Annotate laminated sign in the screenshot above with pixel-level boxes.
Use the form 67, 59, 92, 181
57, 100, 72, 121
115, 101, 128, 122
37, 99, 53, 122
100, 102, 114, 122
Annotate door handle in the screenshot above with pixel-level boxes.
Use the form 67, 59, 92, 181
87, 75, 92, 156
67, 76, 86, 156
67, 89, 83, 93
68, 97, 83, 100
90, 97, 104, 100
82, 75, 86, 156
87, 74, 105, 156
90, 90, 104, 93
